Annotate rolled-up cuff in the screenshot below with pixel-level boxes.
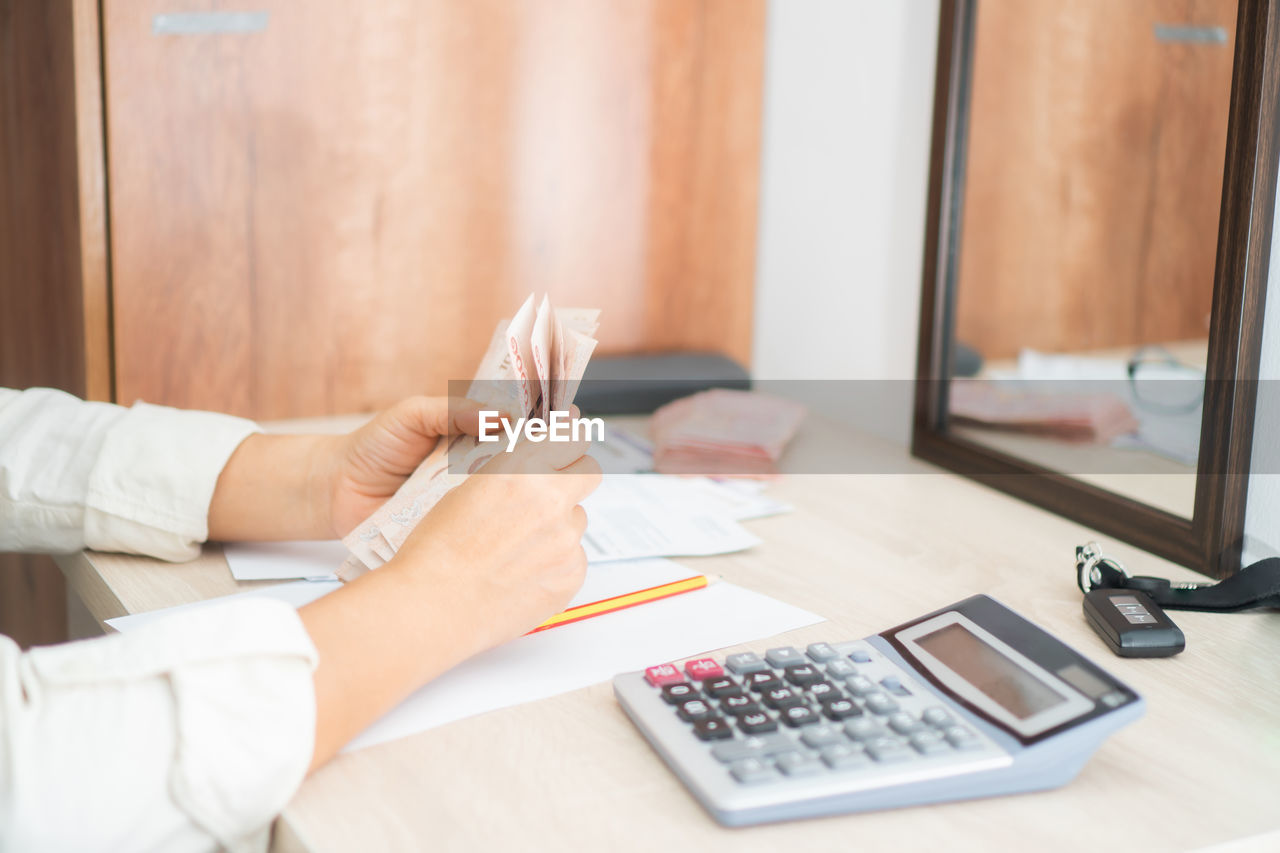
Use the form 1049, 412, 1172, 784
84, 402, 259, 560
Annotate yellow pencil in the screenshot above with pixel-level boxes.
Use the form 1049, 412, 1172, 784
527, 574, 711, 634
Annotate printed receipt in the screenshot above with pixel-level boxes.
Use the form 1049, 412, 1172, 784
580, 476, 763, 563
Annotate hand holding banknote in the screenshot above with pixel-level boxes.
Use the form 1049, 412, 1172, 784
338, 294, 600, 580
306, 395, 495, 537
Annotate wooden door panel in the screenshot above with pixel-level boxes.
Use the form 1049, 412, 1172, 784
955, 0, 1236, 360
104, 0, 763, 419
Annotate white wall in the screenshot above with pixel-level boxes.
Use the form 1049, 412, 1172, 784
752, 0, 940, 433
1242, 190, 1280, 564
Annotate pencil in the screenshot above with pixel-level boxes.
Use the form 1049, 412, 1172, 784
527, 574, 711, 634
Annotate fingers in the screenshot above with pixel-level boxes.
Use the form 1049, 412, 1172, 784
384, 396, 508, 441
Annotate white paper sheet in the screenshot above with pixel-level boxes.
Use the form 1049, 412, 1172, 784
588, 425, 654, 474
581, 476, 764, 562
106, 566, 822, 753
223, 540, 346, 581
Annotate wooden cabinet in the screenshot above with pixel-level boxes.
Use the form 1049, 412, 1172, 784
0, 0, 765, 643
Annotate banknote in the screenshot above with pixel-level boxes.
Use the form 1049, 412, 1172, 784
338, 295, 600, 580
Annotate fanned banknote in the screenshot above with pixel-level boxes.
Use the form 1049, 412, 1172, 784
338, 295, 600, 581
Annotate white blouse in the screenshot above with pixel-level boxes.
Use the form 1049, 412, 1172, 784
0, 387, 319, 852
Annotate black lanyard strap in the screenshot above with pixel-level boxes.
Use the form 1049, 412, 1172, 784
1075, 542, 1280, 613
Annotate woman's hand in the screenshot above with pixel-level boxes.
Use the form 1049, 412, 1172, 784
208, 396, 492, 542
299, 433, 601, 767
319, 396, 491, 537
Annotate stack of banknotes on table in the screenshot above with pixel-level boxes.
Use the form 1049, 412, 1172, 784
649, 389, 807, 476
338, 294, 599, 581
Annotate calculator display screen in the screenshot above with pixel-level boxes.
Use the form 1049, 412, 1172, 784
914, 622, 1066, 719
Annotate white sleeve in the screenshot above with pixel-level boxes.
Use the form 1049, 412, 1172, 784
0, 598, 318, 853
0, 387, 259, 561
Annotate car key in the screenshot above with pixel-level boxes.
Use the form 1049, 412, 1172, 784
1082, 588, 1185, 658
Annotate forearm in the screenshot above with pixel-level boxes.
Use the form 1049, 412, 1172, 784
298, 561, 480, 770
208, 433, 338, 541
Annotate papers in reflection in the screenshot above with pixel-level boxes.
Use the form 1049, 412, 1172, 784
106, 561, 824, 753
223, 475, 790, 581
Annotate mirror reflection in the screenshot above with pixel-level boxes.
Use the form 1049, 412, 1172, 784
946, 0, 1236, 518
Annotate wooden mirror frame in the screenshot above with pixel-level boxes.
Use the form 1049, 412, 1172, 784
912, 0, 1280, 579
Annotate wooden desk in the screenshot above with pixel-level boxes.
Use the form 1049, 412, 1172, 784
55, 418, 1280, 852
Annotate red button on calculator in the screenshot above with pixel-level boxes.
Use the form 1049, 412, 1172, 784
684, 658, 724, 681
645, 664, 684, 687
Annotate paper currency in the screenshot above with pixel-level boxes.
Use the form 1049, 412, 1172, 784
650, 389, 806, 477
338, 295, 600, 581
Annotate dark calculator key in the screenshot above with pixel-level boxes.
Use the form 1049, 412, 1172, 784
783, 664, 823, 687
703, 676, 742, 698
738, 712, 779, 734
825, 659, 857, 679
762, 686, 805, 710
822, 698, 862, 721
676, 699, 715, 722
806, 642, 839, 662
806, 680, 841, 703
693, 717, 735, 741
660, 682, 699, 704
720, 695, 764, 716
780, 705, 820, 727
746, 671, 783, 692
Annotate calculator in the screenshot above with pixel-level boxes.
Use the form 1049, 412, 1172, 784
613, 594, 1143, 826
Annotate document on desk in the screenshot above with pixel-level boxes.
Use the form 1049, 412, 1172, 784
221, 475, 785, 580
106, 560, 823, 753
223, 541, 345, 581
580, 475, 769, 563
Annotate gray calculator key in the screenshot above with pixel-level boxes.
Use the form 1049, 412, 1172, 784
844, 718, 889, 741
765, 647, 806, 668
711, 732, 796, 762
846, 676, 877, 696
879, 676, 912, 697
820, 742, 869, 770
725, 652, 769, 674
865, 737, 915, 763
730, 757, 780, 784
824, 659, 858, 679
910, 731, 950, 755
864, 692, 899, 715
806, 642, 839, 662
922, 707, 954, 728
944, 725, 981, 749
849, 649, 873, 664
776, 751, 825, 777
887, 713, 923, 735
800, 723, 847, 748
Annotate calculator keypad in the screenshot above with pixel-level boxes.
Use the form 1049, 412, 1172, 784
643, 640, 1003, 786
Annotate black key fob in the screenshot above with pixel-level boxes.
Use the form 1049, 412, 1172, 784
1083, 588, 1184, 657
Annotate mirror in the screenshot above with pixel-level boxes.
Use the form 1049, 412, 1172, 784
913, 0, 1279, 578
